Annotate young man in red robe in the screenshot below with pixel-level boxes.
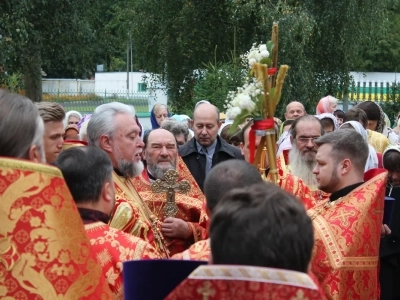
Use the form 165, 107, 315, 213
167, 182, 326, 299
309, 129, 387, 299
56, 146, 160, 299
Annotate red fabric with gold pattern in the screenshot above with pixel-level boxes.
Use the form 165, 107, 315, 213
108, 171, 169, 258
307, 169, 387, 300
276, 150, 330, 209
171, 239, 210, 261
131, 160, 208, 256
0, 158, 113, 299
84, 222, 161, 299
166, 265, 327, 300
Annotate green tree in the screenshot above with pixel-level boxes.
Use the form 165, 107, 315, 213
0, 1, 114, 101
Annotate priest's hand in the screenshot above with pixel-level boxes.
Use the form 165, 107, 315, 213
161, 218, 191, 239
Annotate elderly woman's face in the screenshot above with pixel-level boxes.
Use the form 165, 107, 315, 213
68, 115, 80, 125
155, 107, 168, 126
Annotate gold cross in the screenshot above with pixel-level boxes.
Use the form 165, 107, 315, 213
332, 207, 356, 227
151, 169, 191, 218
197, 281, 216, 300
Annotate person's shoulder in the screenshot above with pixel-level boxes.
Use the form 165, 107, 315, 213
179, 138, 197, 157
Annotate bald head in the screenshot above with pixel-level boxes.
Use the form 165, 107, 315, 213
285, 101, 305, 120
193, 103, 220, 122
144, 128, 178, 179
192, 103, 222, 147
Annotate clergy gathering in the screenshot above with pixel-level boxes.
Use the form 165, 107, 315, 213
2, 2, 400, 299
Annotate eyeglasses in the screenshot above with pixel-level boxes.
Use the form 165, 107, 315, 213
295, 136, 320, 144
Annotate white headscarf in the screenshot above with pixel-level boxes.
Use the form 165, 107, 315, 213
340, 121, 379, 171
63, 110, 82, 128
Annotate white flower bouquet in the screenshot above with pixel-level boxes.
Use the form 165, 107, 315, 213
224, 23, 289, 184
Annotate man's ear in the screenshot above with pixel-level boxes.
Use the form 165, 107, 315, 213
217, 121, 222, 129
190, 119, 194, 129
101, 180, 115, 216
100, 135, 113, 153
340, 158, 352, 175
28, 145, 44, 163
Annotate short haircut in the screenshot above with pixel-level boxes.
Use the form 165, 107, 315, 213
357, 101, 380, 121
210, 182, 314, 273
320, 117, 334, 130
36, 102, 65, 123
333, 109, 345, 119
314, 130, 368, 174
383, 150, 400, 173
290, 115, 324, 139
0, 89, 44, 159
204, 159, 263, 213
220, 124, 243, 146
87, 102, 136, 148
160, 119, 189, 143
55, 146, 113, 204
344, 108, 368, 128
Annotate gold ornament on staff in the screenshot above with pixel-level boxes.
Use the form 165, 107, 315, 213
250, 23, 289, 184
151, 169, 191, 218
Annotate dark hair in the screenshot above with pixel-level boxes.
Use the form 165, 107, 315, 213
344, 108, 368, 128
220, 124, 243, 147
320, 118, 334, 131
383, 150, 400, 172
314, 130, 368, 174
204, 160, 263, 213
357, 101, 380, 121
210, 182, 314, 272
0, 89, 43, 159
290, 115, 324, 139
55, 146, 113, 204
333, 109, 345, 119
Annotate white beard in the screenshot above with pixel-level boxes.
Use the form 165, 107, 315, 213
288, 146, 317, 187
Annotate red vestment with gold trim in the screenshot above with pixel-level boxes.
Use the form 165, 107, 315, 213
85, 221, 160, 299
0, 158, 112, 299
307, 170, 387, 300
171, 239, 210, 261
108, 171, 170, 258
131, 159, 208, 256
166, 265, 327, 300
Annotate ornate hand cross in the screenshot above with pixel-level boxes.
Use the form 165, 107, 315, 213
151, 169, 191, 218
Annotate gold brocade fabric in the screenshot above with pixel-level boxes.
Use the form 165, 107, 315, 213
166, 265, 327, 300
131, 162, 208, 256
108, 171, 169, 258
171, 238, 210, 261
367, 129, 390, 153
307, 170, 387, 300
276, 151, 330, 209
84, 221, 161, 300
0, 158, 113, 299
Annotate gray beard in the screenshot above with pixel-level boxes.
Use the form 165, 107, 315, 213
146, 156, 177, 180
118, 159, 144, 178
288, 146, 317, 187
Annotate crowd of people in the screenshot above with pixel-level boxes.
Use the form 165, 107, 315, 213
0, 88, 399, 300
